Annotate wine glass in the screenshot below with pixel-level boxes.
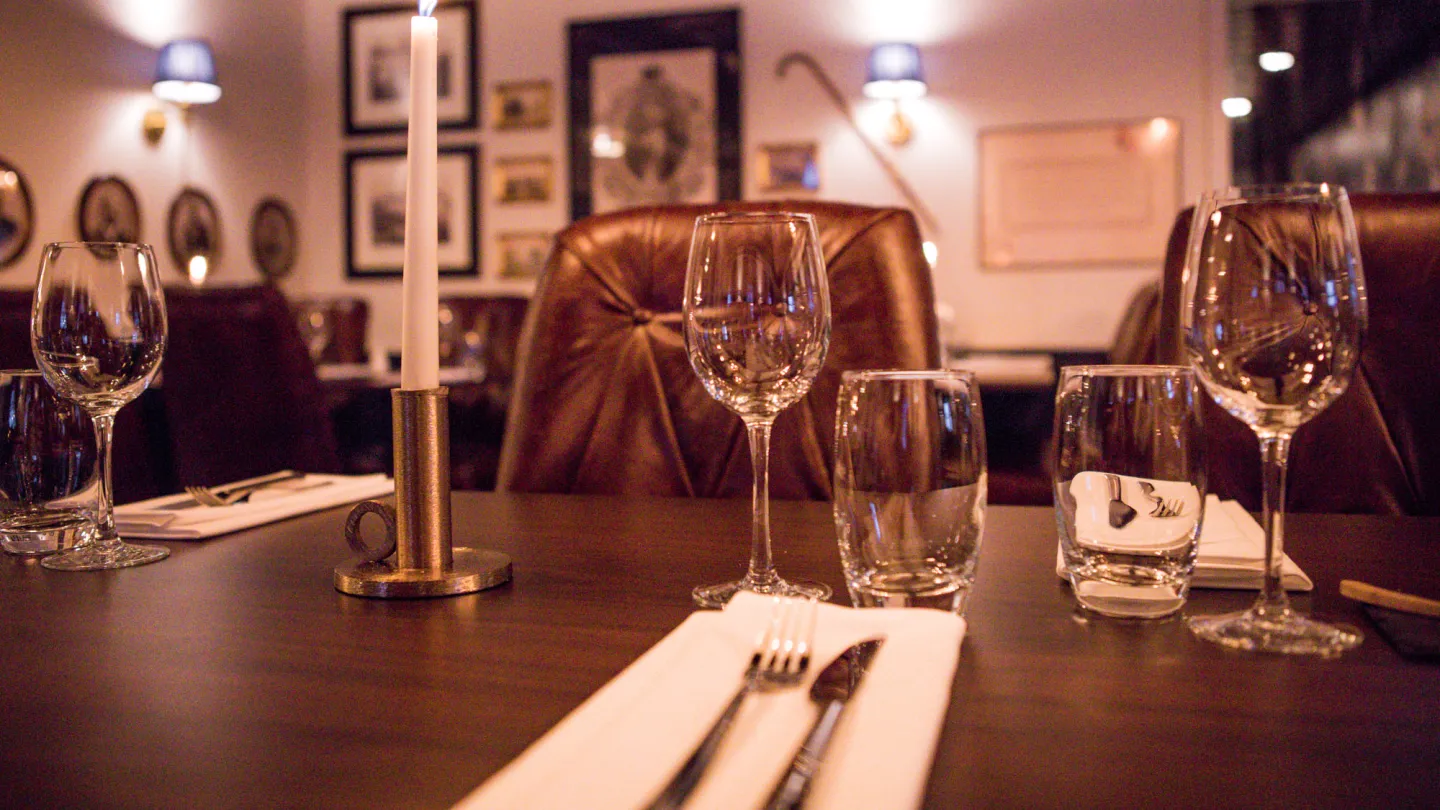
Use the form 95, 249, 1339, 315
296, 302, 333, 364
1182, 184, 1367, 655
31, 242, 169, 571
684, 212, 832, 608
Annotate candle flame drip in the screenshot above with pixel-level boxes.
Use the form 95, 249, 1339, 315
419, 0, 437, 16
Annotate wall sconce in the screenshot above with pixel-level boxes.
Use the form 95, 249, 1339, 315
863, 43, 927, 146
144, 39, 222, 145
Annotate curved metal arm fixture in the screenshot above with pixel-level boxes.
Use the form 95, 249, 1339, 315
775, 52, 940, 235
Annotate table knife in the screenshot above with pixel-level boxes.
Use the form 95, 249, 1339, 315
761, 637, 885, 810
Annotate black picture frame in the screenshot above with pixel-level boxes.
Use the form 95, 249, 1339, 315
250, 197, 299, 281
167, 187, 222, 278
567, 9, 741, 220
342, 1, 478, 135
77, 175, 142, 244
344, 145, 479, 279
0, 156, 34, 269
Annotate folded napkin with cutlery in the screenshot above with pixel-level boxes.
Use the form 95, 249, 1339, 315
1056, 494, 1313, 591
455, 592, 965, 810
114, 472, 393, 540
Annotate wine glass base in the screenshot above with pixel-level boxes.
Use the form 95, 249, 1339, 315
41, 541, 170, 571
692, 576, 832, 609
1188, 608, 1363, 657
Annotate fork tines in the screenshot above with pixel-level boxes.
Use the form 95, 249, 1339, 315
752, 597, 817, 677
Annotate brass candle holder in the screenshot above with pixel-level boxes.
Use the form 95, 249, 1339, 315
334, 387, 512, 598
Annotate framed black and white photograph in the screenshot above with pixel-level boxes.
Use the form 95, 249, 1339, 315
493, 156, 553, 204
0, 157, 34, 269
343, 1, 477, 135
77, 175, 141, 243
567, 9, 741, 220
493, 79, 552, 130
250, 197, 298, 280
167, 187, 221, 276
497, 230, 551, 279
757, 142, 819, 193
344, 145, 478, 278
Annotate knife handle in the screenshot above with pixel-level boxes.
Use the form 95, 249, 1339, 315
761, 699, 845, 810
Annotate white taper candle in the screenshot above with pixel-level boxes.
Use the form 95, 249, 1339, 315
400, 9, 439, 390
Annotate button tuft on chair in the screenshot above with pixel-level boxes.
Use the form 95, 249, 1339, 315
632, 308, 653, 324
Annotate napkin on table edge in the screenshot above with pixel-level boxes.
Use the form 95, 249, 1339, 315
113, 473, 393, 540
453, 592, 966, 810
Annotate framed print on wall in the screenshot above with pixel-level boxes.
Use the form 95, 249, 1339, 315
567, 9, 741, 220
77, 175, 142, 243
493, 156, 553, 204
493, 79, 552, 130
342, 1, 477, 134
344, 145, 478, 278
0, 157, 34, 269
497, 230, 551, 280
756, 142, 819, 193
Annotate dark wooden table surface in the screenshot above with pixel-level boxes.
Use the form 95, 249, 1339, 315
1, 494, 1437, 809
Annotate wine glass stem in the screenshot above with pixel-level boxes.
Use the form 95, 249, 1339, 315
744, 417, 779, 589
1256, 431, 1294, 617
91, 411, 120, 547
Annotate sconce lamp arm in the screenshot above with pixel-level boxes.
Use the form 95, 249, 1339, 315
775, 51, 940, 235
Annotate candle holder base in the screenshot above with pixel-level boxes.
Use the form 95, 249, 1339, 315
334, 547, 512, 599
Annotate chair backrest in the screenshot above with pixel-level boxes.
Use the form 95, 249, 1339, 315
163, 285, 342, 487
1157, 192, 1440, 515
292, 297, 370, 364
497, 201, 940, 499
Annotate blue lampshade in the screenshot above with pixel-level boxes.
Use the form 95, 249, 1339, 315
863, 43, 927, 100
153, 39, 222, 105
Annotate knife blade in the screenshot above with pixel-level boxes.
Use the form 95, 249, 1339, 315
761, 637, 885, 810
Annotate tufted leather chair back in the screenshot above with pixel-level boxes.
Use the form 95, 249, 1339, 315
1157, 192, 1440, 515
497, 202, 940, 499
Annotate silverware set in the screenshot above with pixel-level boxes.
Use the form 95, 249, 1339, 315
184, 470, 307, 507
645, 598, 885, 810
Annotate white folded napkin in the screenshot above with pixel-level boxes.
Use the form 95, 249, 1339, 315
114, 472, 394, 540
454, 592, 965, 810
1056, 493, 1313, 591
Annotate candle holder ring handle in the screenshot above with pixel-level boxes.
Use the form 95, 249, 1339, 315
345, 500, 398, 563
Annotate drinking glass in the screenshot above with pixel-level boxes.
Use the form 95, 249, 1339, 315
295, 302, 333, 364
1052, 365, 1205, 619
684, 212, 831, 607
31, 242, 170, 571
833, 370, 987, 615
0, 369, 97, 555
1182, 184, 1366, 654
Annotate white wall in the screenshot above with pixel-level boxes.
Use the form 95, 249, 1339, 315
0, 0, 308, 287
301, 0, 1230, 355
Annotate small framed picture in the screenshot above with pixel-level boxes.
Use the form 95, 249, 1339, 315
342, 1, 477, 134
167, 187, 222, 277
77, 175, 142, 243
497, 231, 551, 280
493, 156, 553, 205
250, 197, 298, 281
344, 145, 479, 278
0, 157, 35, 269
493, 80, 553, 130
757, 142, 819, 193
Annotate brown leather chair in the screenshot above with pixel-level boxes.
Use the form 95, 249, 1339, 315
497, 202, 940, 499
163, 285, 342, 487
1155, 192, 1440, 515
1108, 280, 1162, 365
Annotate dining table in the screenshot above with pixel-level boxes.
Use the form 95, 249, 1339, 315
1, 492, 1437, 808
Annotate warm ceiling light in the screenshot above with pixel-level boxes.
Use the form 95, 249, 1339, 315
1222, 97, 1253, 119
1258, 51, 1296, 73
863, 43, 926, 146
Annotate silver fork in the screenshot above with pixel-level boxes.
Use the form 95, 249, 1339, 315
1138, 481, 1185, 518
645, 597, 818, 810
185, 471, 306, 507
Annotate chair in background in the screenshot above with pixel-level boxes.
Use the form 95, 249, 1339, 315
1155, 192, 1440, 515
440, 295, 531, 490
163, 285, 342, 487
1108, 279, 1162, 365
497, 202, 940, 499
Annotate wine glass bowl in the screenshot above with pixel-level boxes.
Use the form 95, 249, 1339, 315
1183, 184, 1366, 655
31, 242, 169, 571
684, 212, 832, 608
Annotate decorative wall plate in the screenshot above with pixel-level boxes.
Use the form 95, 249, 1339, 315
77, 175, 142, 243
167, 187, 221, 278
250, 197, 297, 280
0, 156, 35, 268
